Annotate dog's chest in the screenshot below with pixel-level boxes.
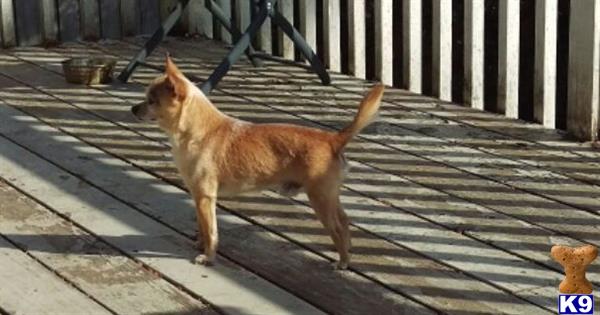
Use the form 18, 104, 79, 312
170, 138, 210, 186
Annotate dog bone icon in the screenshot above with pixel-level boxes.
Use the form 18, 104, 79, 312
551, 244, 598, 294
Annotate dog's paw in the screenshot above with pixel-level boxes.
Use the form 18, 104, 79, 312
332, 261, 348, 271
194, 254, 215, 266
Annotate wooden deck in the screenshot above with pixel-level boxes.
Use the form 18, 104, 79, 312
1, 37, 600, 315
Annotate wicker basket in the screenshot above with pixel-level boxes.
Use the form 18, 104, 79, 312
62, 58, 117, 85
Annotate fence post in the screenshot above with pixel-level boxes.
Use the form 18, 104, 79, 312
80, 0, 101, 39
567, 0, 600, 141
41, 0, 58, 42
534, 0, 557, 128
299, 0, 317, 61
464, 0, 485, 109
403, 0, 422, 93
277, 0, 294, 59
120, 0, 138, 36
183, 0, 213, 38
0, 0, 15, 47
375, 0, 393, 85
348, 0, 365, 79
323, 0, 341, 71
498, 0, 520, 118
217, 0, 231, 43
432, 0, 452, 101
258, 0, 272, 53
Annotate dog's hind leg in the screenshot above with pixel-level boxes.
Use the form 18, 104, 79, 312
307, 182, 351, 269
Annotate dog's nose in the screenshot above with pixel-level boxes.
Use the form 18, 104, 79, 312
131, 105, 140, 116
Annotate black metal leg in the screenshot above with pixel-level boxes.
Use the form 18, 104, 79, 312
205, 0, 262, 67
270, 9, 330, 85
117, 0, 190, 82
200, 3, 269, 94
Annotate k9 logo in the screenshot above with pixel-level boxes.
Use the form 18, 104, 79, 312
558, 295, 594, 315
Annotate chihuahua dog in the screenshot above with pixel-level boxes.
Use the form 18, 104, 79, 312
132, 55, 384, 269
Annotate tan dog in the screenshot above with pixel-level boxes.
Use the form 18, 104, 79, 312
132, 56, 384, 269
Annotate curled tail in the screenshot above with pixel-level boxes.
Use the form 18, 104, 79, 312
335, 83, 385, 149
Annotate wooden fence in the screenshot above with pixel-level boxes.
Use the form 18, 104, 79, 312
0, 0, 598, 141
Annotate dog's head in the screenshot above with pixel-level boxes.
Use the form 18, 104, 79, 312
131, 54, 190, 130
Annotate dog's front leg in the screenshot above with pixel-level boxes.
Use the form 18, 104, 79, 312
193, 193, 218, 265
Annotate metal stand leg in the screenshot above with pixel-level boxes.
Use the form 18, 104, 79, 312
270, 9, 330, 85
205, 0, 262, 67
200, 3, 269, 94
117, 0, 190, 82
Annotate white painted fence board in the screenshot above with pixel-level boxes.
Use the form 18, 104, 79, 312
0, 0, 15, 47
0, 104, 324, 315
498, 0, 520, 118
567, 0, 600, 141
323, 0, 341, 71
120, 0, 139, 36
184, 0, 212, 38
403, 0, 422, 93
348, 0, 365, 78
80, 0, 101, 39
200, 0, 214, 38
299, 0, 317, 60
277, 0, 294, 59
0, 237, 111, 315
534, 0, 557, 128
464, 0, 485, 109
160, 0, 180, 22
41, 0, 59, 42
235, 0, 250, 32
374, 0, 392, 85
259, 13, 272, 53
432, 0, 452, 101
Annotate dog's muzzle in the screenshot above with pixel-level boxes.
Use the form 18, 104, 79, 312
131, 104, 141, 116
131, 104, 154, 121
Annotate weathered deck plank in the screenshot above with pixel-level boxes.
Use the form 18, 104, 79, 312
0, 44, 572, 312
0, 47, 555, 311
0, 180, 215, 315
0, 80, 428, 314
0, 235, 111, 315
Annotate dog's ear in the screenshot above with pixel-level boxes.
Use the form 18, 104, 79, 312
164, 53, 188, 100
